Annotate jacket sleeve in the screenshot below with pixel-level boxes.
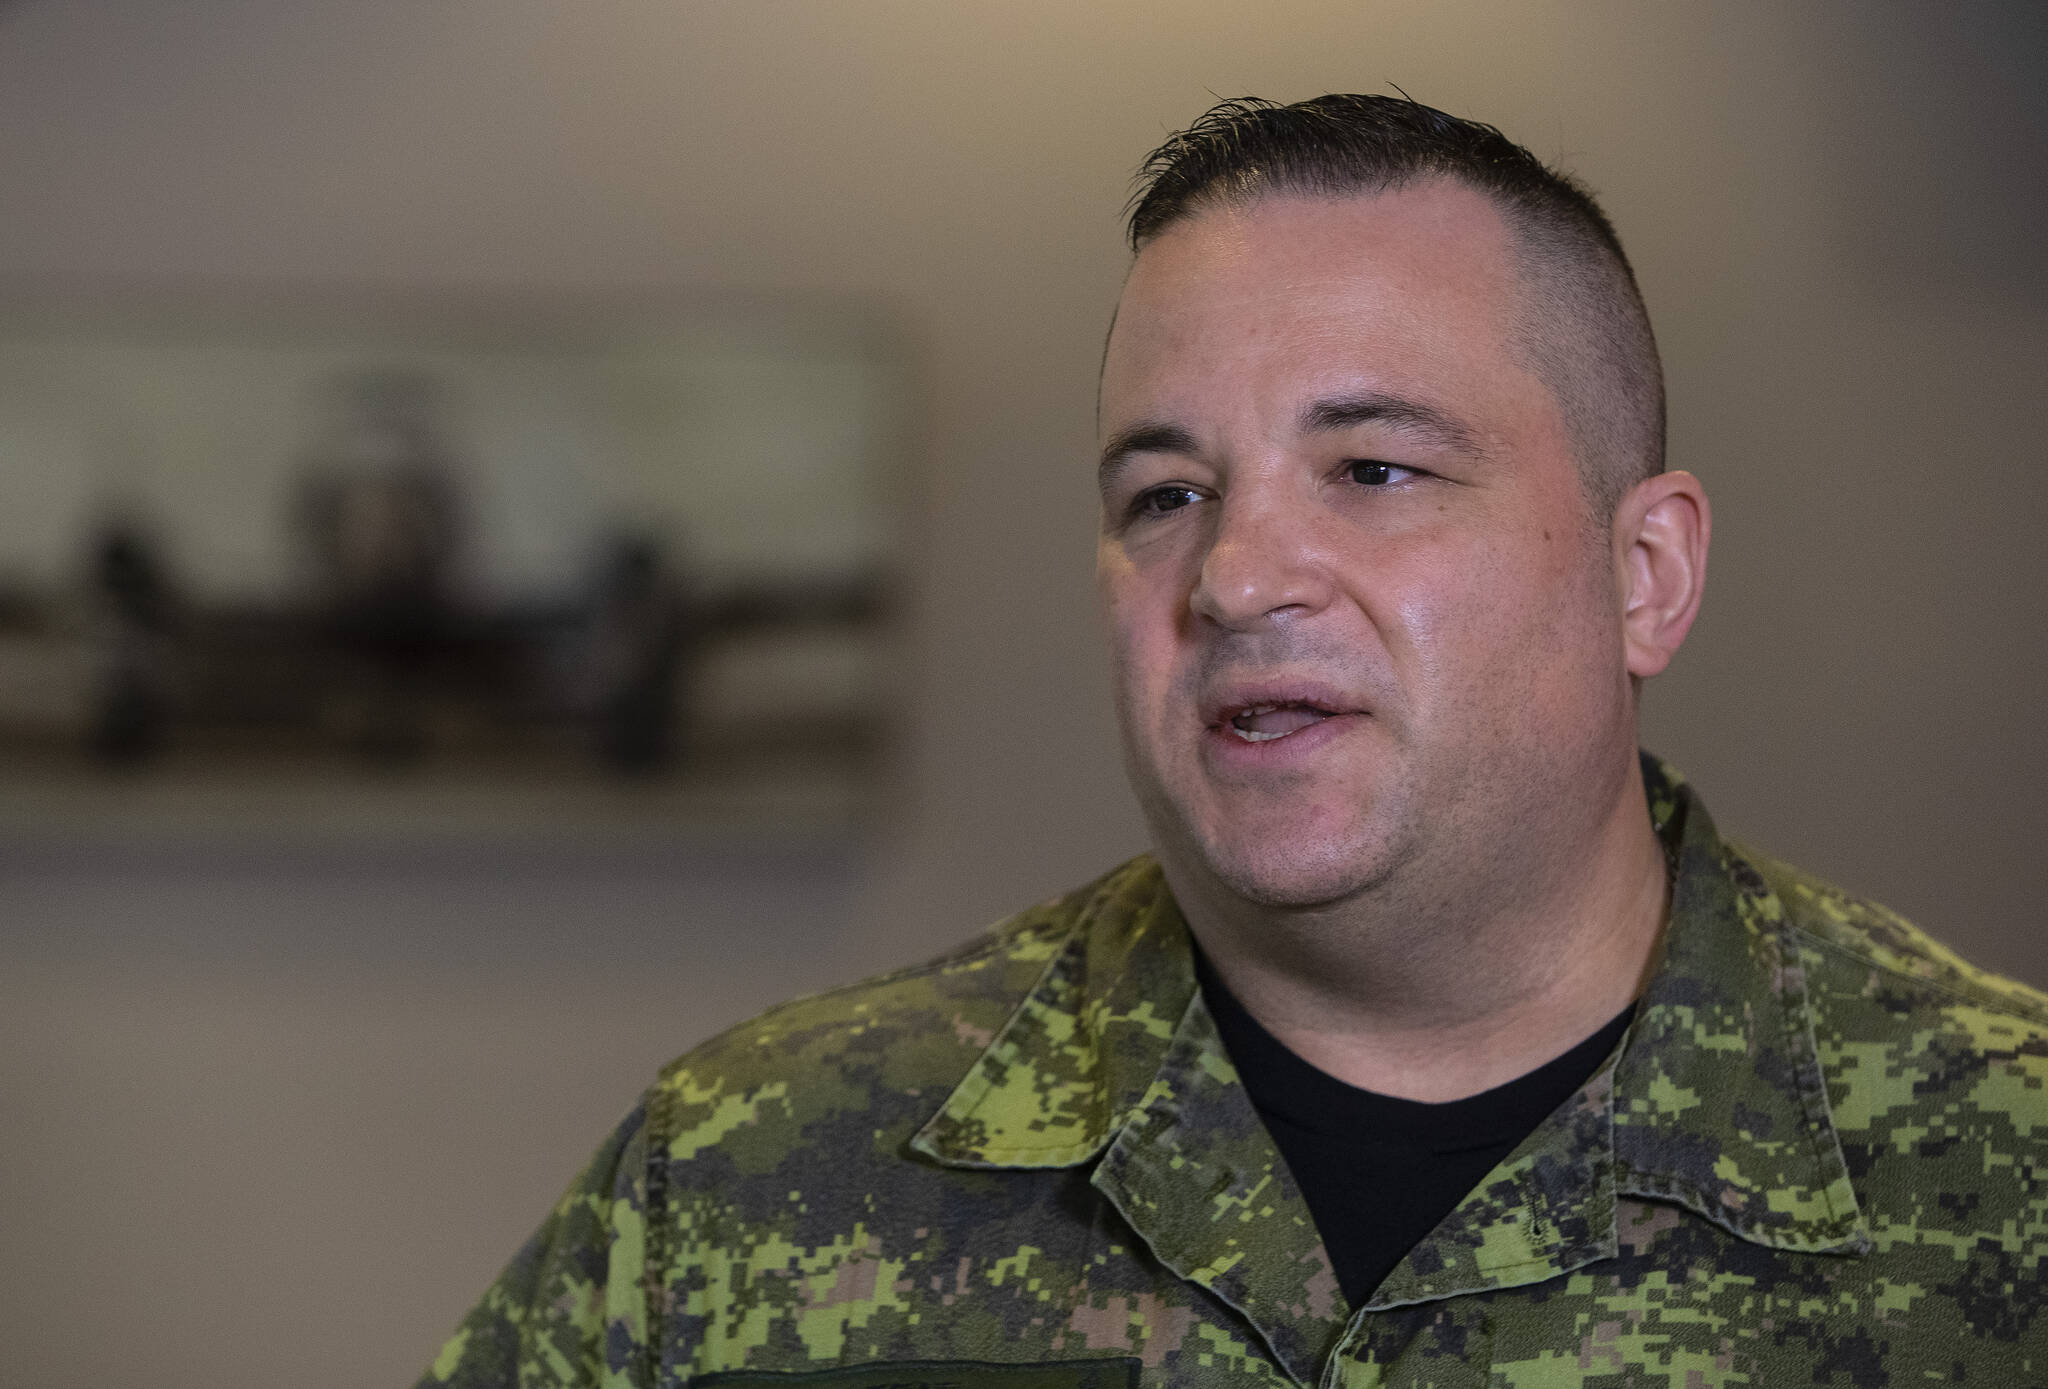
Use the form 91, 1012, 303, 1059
415, 1100, 657, 1389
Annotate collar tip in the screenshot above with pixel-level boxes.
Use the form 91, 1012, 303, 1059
907, 1118, 982, 1168
909, 1122, 1110, 1171
1820, 1219, 1874, 1256
1804, 1188, 1872, 1255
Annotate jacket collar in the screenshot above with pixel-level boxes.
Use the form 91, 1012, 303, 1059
911, 862, 1340, 1383
1609, 759, 1867, 1253
912, 759, 1868, 1379
910, 859, 1197, 1169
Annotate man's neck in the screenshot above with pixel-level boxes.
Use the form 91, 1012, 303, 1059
1170, 771, 1671, 1103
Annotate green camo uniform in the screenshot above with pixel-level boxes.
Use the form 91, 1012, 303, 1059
421, 761, 2048, 1387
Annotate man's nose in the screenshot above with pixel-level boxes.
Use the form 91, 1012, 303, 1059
1188, 495, 1332, 630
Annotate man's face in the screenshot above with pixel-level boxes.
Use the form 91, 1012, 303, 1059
1097, 183, 1636, 911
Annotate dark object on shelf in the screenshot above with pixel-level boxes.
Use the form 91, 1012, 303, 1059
588, 536, 694, 775
88, 524, 175, 764
296, 371, 466, 763
70, 528, 887, 778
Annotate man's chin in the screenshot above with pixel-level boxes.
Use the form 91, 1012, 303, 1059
1130, 770, 1412, 910
1187, 832, 1401, 911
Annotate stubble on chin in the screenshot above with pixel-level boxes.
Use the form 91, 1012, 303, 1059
1138, 763, 1422, 915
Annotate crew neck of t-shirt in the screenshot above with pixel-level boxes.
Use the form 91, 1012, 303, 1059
1193, 945, 1636, 1153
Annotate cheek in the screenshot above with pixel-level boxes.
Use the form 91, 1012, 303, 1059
1351, 529, 1501, 676
1369, 525, 1596, 690
1098, 563, 1182, 712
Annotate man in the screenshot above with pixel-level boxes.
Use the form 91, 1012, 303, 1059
419, 96, 2048, 1389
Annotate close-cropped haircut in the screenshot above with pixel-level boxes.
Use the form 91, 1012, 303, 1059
1127, 94, 1665, 521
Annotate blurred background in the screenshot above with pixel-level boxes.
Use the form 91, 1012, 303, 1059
0, 2, 2040, 1384
0, 299, 905, 823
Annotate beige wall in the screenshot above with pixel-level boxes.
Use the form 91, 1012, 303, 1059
0, 3, 2041, 1385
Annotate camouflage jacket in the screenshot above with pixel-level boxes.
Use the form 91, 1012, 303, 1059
420, 764, 2048, 1387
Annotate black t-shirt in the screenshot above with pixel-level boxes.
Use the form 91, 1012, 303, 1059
1195, 949, 1635, 1307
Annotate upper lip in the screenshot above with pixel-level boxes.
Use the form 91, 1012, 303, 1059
1202, 679, 1368, 729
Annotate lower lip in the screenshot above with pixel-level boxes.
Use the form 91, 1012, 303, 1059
1203, 711, 1365, 767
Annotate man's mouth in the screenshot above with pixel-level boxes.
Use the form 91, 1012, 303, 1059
1225, 702, 1335, 743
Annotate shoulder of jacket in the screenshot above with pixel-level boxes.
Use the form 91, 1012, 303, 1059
1739, 841, 2048, 1028
650, 857, 1149, 1099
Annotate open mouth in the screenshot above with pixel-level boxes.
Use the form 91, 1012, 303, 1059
1225, 702, 1335, 743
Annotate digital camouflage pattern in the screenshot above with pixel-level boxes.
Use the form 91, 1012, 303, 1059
420, 761, 2048, 1387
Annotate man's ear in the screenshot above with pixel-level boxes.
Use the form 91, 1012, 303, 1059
1613, 470, 1710, 679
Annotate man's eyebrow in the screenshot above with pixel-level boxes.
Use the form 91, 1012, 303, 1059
1300, 392, 1484, 454
1097, 421, 1200, 492
1097, 395, 1483, 492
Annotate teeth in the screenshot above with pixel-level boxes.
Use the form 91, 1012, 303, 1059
1226, 701, 1335, 742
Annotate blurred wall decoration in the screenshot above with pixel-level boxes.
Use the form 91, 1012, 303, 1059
0, 300, 905, 835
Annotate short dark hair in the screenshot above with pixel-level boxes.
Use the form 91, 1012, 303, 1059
1127, 94, 1664, 519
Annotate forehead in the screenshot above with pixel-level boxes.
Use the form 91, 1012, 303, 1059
1102, 183, 1529, 426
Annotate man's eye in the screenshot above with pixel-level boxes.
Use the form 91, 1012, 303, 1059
1132, 485, 1203, 518
1345, 460, 1416, 487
